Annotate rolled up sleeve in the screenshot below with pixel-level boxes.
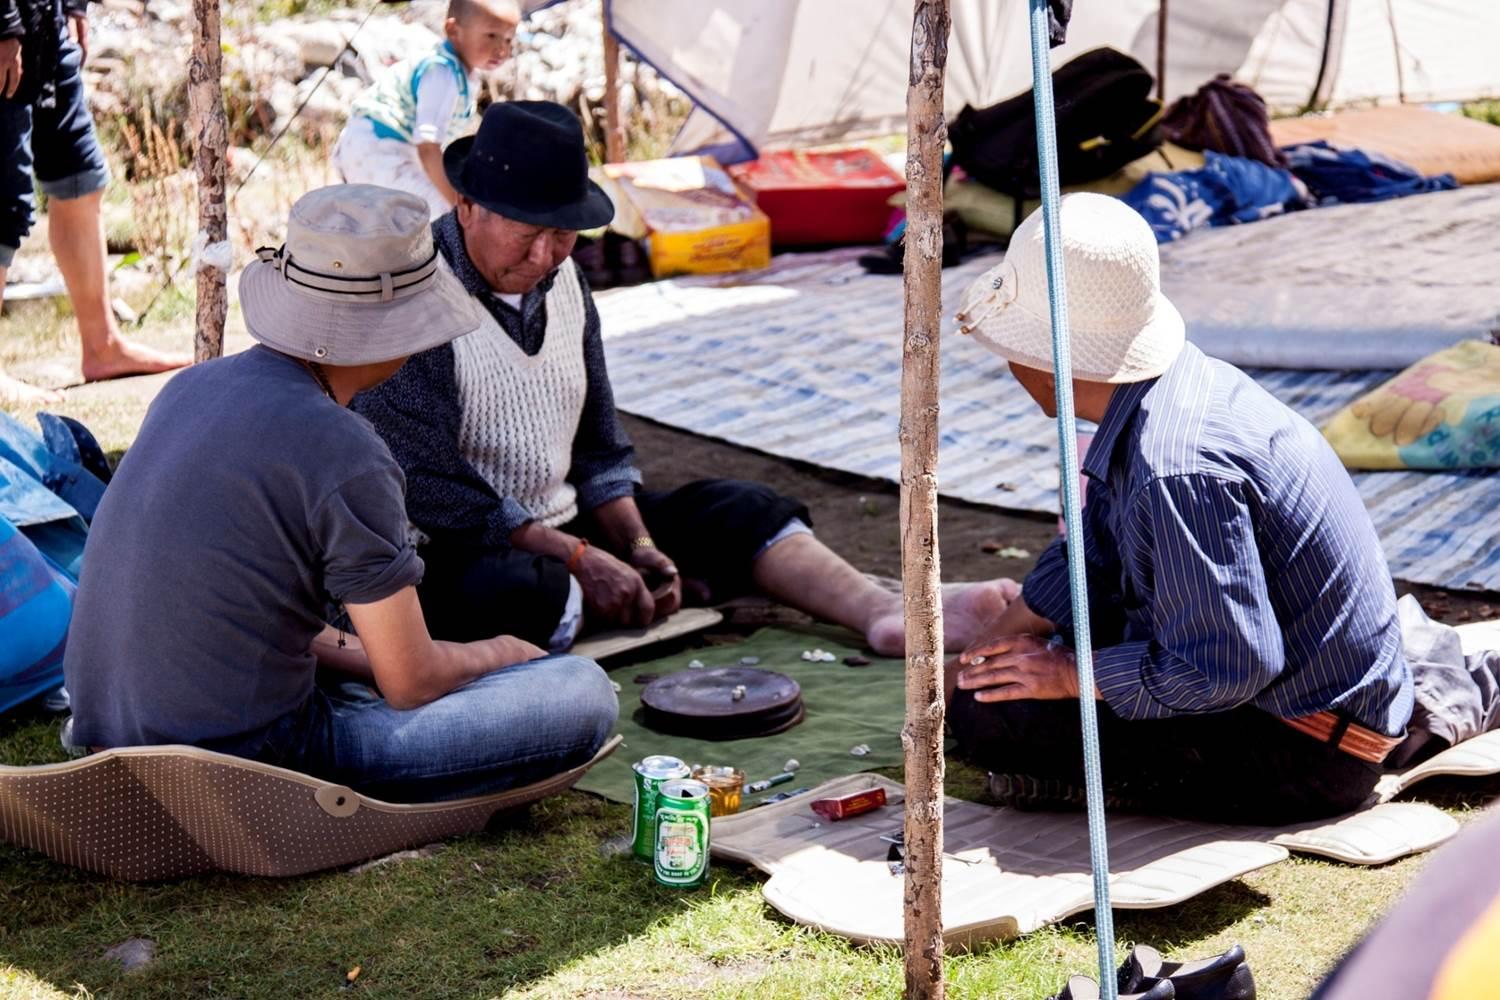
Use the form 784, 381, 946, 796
1095, 474, 1285, 720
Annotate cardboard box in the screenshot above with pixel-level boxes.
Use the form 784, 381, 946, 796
729, 148, 905, 246
600, 156, 770, 278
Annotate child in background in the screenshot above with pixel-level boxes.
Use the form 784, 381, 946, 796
332, 0, 519, 218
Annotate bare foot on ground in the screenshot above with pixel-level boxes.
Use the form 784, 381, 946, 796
865, 578, 1022, 657
0, 371, 64, 407
80, 338, 191, 383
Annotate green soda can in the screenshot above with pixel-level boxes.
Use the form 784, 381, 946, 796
632, 755, 690, 860
653, 778, 712, 888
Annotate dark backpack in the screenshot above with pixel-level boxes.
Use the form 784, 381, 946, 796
1161, 74, 1285, 167
949, 47, 1163, 201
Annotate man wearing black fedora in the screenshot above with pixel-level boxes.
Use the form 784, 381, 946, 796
353, 101, 1021, 654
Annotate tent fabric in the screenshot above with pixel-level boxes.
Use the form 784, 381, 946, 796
604, 0, 1500, 162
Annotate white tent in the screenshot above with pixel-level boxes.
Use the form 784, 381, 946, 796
601, 0, 1500, 161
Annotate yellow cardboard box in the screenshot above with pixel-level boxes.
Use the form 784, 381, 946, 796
599, 156, 770, 278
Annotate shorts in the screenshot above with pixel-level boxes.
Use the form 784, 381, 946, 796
0, 39, 110, 268
332, 116, 452, 221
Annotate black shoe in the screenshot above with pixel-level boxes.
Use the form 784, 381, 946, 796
1119, 944, 1255, 1000
1050, 974, 1175, 1000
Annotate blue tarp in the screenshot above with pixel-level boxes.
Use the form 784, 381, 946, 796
0, 412, 106, 714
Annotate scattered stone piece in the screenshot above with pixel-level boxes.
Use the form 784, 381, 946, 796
347, 843, 444, 874
980, 540, 1003, 554
610, 680, 622, 693
997, 546, 1032, 559
687, 658, 705, 669
740, 655, 761, 666
849, 743, 871, 757
818, 651, 837, 663
800, 650, 815, 662
731, 684, 747, 702
598, 833, 634, 858
783, 758, 801, 773
633, 673, 659, 684
844, 655, 872, 667
103, 938, 156, 973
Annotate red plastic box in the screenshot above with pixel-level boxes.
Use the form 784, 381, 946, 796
729, 149, 905, 247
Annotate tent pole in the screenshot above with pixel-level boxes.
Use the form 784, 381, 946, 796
602, 0, 625, 163
1156, 0, 1167, 100
900, 2, 950, 997
188, 0, 228, 362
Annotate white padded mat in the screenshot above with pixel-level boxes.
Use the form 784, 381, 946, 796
572, 608, 723, 661
712, 758, 1467, 947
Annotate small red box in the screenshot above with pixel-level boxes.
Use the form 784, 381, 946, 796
729, 149, 905, 247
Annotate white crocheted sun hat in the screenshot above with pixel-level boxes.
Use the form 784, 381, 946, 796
956, 193, 1184, 383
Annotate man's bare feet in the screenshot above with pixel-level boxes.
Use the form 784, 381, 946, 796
864, 578, 1023, 658
80, 337, 191, 383
0, 371, 64, 407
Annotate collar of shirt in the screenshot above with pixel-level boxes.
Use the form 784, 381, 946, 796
1082, 375, 1156, 483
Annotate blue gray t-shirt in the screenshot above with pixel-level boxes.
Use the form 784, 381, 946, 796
65, 347, 423, 757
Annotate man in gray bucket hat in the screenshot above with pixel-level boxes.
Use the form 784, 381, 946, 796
63, 185, 618, 802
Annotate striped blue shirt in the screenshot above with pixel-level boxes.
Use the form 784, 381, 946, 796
1023, 344, 1413, 736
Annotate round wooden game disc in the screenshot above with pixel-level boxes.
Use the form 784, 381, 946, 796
640, 667, 805, 741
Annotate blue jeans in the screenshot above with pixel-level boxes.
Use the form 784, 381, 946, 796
255, 655, 619, 803
0, 39, 110, 267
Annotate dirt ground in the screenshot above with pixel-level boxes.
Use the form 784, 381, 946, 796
623, 414, 1499, 629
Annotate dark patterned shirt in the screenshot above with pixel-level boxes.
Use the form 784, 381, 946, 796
350, 213, 639, 550
1023, 343, 1413, 735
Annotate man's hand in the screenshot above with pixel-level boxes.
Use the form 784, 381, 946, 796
575, 544, 655, 629
955, 634, 1079, 703
0, 38, 21, 100
628, 544, 682, 622
68, 13, 87, 65
477, 634, 547, 668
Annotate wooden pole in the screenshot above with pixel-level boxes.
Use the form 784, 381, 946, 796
900, 2, 950, 997
602, 0, 625, 163
189, 0, 228, 361
1156, 0, 1168, 100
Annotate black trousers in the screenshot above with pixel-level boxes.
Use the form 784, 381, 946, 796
948, 690, 1382, 825
417, 479, 809, 647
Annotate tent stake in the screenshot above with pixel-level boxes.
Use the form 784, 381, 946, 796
189, 0, 228, 361
602, 0, 625, 163
1156, 0, 1168, 100
900, 2, 950, 997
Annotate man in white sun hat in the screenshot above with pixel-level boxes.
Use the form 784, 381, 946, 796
946, 192, 1412, 824
62, 185, 618, 802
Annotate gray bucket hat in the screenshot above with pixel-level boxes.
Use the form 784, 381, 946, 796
239, 184, 482, 365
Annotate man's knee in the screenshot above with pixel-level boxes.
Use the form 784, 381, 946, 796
542, 654, 619, 747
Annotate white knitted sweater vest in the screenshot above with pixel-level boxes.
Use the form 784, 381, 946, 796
452, 259, 588, 528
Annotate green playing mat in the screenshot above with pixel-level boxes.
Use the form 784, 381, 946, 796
575, 625, 910, 805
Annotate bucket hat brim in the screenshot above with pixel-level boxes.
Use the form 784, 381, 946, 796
966, 281, 1186, 384
238, 255, 483, 366
443, 135, 616, 231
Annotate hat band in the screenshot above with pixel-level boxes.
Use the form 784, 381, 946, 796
255, 246, 440, 303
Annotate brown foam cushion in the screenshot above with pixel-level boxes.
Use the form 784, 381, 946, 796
0, 737, 620, 881
1270, 106, 1500, 185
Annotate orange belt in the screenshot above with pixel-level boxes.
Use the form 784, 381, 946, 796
1281, 710, 1402, 765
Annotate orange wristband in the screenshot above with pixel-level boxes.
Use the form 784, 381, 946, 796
565, 539, 589, 573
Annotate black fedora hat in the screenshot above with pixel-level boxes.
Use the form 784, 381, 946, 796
444, 101, 616, 231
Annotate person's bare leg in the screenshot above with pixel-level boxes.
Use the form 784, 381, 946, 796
0, 265, 65, 406
750, 533, 1020, 657
47, 190, 190, 382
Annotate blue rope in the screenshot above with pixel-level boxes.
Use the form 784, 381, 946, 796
1026, 1, 1118, 995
